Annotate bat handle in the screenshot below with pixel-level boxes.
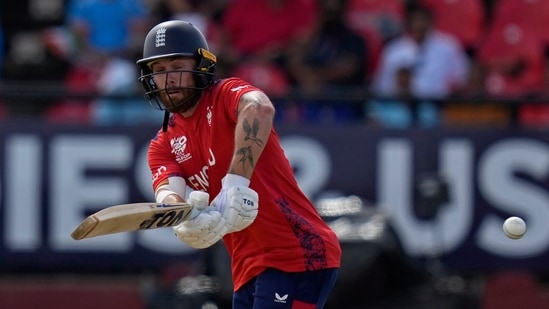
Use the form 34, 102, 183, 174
188, 191, 210, 219
188, 208, 201, 220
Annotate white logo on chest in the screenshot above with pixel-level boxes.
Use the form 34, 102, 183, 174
170, 136, 192, 163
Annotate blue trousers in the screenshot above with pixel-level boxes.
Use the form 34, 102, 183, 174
233, 268, 339, 309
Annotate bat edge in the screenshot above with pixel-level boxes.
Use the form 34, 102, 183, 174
71, 215, 99, 240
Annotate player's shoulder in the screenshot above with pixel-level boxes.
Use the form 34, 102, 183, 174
208, 77, 257, 94
150, 127, 166, 144
150, 115, 178, 141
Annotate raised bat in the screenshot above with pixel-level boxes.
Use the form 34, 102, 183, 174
71, 202, 195, 240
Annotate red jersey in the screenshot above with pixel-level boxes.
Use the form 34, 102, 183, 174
148, 78, 341, 291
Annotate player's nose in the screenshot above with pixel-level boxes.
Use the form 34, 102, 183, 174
166, 71, 181, 85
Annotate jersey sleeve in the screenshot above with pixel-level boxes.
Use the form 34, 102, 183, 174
148, 130, 185, 191
215, 77, 262, 123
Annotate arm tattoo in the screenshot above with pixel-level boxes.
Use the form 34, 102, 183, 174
242, 119, 265, 147
236, 146, 254, 170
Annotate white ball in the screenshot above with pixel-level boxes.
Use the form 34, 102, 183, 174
503, 216, 526, 239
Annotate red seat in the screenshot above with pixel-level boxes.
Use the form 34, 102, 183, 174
45, 101, 92, 123
491, 0, 549, 46
45, 64, 97, 123
482, 271, 545, 309
420, 0, 485, 50
231, 62, 290, 96
346, 0, 404, 19
519, 102, 549, 128
0, 278, 146, 309
476, 20, 545, 96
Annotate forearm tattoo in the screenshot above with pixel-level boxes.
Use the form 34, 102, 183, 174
236, 146, 254, 170
233, 95, 269, 173
243, 118, 264, 147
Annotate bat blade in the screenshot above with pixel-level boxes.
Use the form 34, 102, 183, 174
71, 202, 193, 240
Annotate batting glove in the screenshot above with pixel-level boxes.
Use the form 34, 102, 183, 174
173, 191, 228, 249
211, 174, 259, 233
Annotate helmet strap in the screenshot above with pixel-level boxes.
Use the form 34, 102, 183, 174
162, 110, 170, 132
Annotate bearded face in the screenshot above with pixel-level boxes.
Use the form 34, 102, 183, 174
157, 81, 201, 113
149, 57, 202, 113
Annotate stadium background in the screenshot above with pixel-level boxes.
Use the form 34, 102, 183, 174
1, 0, 549, 308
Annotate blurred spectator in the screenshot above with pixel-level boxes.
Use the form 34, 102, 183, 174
343, 0, 402, 79
284, 0, 368, 123
66, 0, 150, 60
62, 0, 160, 125
460, 60, 488, 97
366, 66, 439, 128
149, 0, 212, 28
147, 0, 197, 23
41, 27, 95, 123
48, 53, 164, 125
92, 56, 164, 126
420, 0, 485, 55
345, 0, 404, 43
2, 29, 72, 117
371, 3, 470, 99
146, 0, 225, 54
217, 0, 317, 94
286, 0, 367, 92
44, 46, 98, 124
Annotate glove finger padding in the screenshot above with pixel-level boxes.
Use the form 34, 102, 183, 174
173, 210, 227, 249
213, 186, 259, 233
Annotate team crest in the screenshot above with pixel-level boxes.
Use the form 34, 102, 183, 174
155, 27, 167, 47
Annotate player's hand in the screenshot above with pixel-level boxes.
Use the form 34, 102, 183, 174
187, 190, 210, 212
173, 209, 227, 249
173, 191, 227, 249
211, 174, 259, 233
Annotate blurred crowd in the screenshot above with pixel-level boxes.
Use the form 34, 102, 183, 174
1, 0, 549, 127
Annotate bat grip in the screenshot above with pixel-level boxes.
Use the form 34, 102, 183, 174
189, 208, 201, 220
187, 191, 210, 219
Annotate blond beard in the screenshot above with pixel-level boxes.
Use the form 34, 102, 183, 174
160, 88, 202, 113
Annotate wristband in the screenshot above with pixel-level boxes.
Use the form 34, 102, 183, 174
184, 185, 194, 200
222, 174, 250, 188
155, 185, 179, 203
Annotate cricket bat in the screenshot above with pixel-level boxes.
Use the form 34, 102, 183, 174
71, 202, 195, 240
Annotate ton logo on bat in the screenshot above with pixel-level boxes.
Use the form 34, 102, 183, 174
139, 210, 187, 229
